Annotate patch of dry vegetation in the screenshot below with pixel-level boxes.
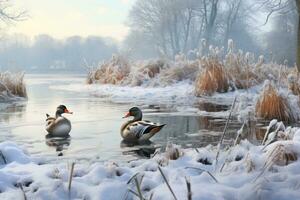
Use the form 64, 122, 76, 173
87, 54, 199, 87
87, 55, 131, 85
0, 72, 27, 99
255, 81, 295, 123
87, 40, 295, 100
195, 58, 229, 96
225, 51, 260, 89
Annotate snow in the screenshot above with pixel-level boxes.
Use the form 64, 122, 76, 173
1, 120, 300, 200
50, 81, 195, 105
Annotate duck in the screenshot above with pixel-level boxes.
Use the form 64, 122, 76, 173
45, 105, 73, 137
121, 107, 166, 141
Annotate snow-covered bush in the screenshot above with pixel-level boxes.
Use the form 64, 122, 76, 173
0, 71, 27, 101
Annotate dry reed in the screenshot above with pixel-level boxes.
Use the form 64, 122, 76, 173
0, 72, 27, 98
255, 81, 295, 123
87, 55, 130, 85
195, 58, 229, 96
254, 143, 297, 182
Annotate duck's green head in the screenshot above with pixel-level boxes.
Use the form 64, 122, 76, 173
56, 105, 73, 116
123, 107, 142, 120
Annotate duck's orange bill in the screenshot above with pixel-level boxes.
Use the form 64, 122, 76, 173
122, 112, 130, 118
64, 109, 73, 114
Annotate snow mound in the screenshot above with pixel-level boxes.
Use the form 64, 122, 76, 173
0, 142, 30, 165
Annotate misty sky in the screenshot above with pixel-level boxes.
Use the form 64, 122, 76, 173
8, 0, 135, 41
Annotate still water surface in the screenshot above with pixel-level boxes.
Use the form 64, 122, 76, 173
0, 74, 248, 163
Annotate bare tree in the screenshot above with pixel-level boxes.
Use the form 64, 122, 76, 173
222, 0, 242, 50
126, 0, 255, 59
258, 0, 300, 70
203, 0, 219, 45
0, 0, 27, 24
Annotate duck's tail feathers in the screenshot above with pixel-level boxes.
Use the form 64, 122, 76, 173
147, 124, 166, 135
46, 113, 50, 118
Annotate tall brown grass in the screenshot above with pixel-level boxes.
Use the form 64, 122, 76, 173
225, 52, 259, 89
87, 55, 200, 87
87, 55, 131, 85
138, 60, 166, 78
0, 72, 27, 98
255, 81, 295, 123
195, 58, 229, 96
87, 40, 294, 99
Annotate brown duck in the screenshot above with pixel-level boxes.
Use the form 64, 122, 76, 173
46, 105, 73, 137
121, 107, 165, 141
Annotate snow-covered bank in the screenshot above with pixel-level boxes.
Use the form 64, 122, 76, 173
51, 81, 196, 105
0, 72, 27, 111
1, 122, 300, 200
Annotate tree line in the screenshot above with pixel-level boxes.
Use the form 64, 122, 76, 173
124, 0, 298, 66
0, 34, 118, 72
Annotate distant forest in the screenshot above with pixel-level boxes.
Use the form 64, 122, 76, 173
0, 34, 118, 72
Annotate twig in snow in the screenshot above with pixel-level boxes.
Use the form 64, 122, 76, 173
134, 177, 144, 200
185, 176, 192, 200
158, 166, 178, 200
18, 183, 27, 200
127, 172, 140, 184
0, 150, 7, 164
128, 189, 141, 198
149, 192, 154, 200
68, 162, 75, 192
185, 167, 219, 183
215, 96, 237, 167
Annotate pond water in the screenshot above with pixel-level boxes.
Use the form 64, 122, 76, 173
0, 74, 261, 163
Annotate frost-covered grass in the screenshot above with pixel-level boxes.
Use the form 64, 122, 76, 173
1, 120, 300, 199
0, 71, 27, 101
195, 58, 229, 96
255, 81, 296, 123
87, 41, 293, 97
87, 54, 199, 87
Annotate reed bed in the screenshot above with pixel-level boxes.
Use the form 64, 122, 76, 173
87, 55, 131, 85
87, 40, 293, 99
195, 58, 229, 96
88, 55, 200, 87
0, 71, 27, 99
255, 81, 295, 123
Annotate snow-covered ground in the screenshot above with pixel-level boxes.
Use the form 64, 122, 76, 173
1, 121, 300, 200
51, 81, 196, 105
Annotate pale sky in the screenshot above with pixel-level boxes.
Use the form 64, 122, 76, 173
8, 0, 135, 41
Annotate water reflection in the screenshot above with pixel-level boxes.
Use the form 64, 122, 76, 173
196, 101, 229, 112
0, 103, 27, 123
45, 134, 71, 155
120, 140, 158, 158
